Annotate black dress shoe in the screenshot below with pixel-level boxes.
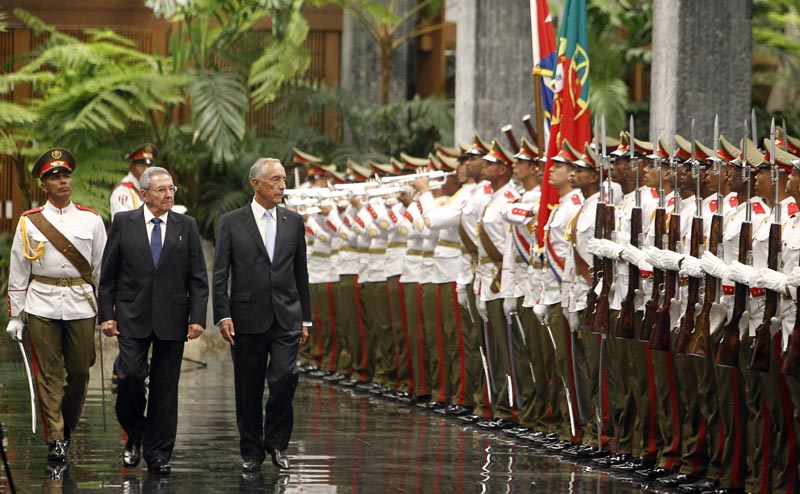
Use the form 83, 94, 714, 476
338, 378, 358, 388
47, 439, 69, 463
658, 473, 699, 487
241, 458, 262, 472
146, 461, 171, 475
502, 427, 530, 437
635, 467, 674, 479
381, 389, 398, 399
545, 440, 573, 452
308, 370, 331, 379
355, 381, 376, 392
477, 418, 515, 430
267, 448, 290, 470
123, 437, 142, 468
445, 405, 472, 417
678, 478, 718, 493
323, 373, 347, 382
458, 414, 482, 424
610, 457, 651, 473
572, 446, 609, 459
394, 392, 412, 402
708, 489, 744, 494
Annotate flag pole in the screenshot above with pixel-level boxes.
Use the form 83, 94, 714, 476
533, 68, 545, 155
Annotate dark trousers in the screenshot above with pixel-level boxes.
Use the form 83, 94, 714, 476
116, 335, 184, 465
231, 322, 300, 461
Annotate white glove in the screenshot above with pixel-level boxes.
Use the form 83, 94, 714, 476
700, 251, 728, 278
587, 238, 604, 256
456, 283, 468, 308
644, 246, 663, 269
751, 268, 788, 294
476, 298, 488, 322
727, 261, 756, 286
787, 266, 800, 288
6, 316, 23, 341
657, 249, 685, 271
620, 244, 645, 267
533, 304, 549, 325
679, 255, 704, 278
590, 238, 624, 259
503, 297, 518, 314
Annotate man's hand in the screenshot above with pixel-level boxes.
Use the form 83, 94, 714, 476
300, 326, 309, 345
6, 317, 23, 341
187, 323, 204, 340
411, 176, 430, 193
220, 319, 235, 345
101, 320, 119, 337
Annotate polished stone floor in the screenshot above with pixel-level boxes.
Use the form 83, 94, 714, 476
0, 338, 668, 493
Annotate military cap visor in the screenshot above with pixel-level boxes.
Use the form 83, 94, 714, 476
33, 148, 76, 179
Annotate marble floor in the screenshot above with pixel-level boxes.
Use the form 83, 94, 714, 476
0, 339, 669, 493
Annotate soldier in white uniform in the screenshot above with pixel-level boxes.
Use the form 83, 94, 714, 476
109, 144, 157, 220
6, 148, 107, 463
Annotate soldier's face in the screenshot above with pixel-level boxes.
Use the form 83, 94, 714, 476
642, 162, 658, 188
679, 165, 696, 192
130, 161, 150, 180
512, 159, 533, 181
787, 169, 800, 199
569, 166, 597, 192
467, 155, 483, 180
609, 157, 627, 183
703, 162, 720, 192
754, 169, 773, 199
548, 162, 571, 188
728, 166, 745, 192
457, 161, 469, 183
40, 171, 72, 202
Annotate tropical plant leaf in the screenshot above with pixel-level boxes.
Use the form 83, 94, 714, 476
190, 71, 249, 165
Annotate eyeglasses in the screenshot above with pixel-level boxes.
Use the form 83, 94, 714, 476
143, 186, 178, 194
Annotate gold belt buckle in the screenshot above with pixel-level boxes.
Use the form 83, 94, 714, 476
58, 277, 70, 287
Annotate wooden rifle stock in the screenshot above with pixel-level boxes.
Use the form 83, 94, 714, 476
642, 208, 666, 341
582, 202, 605, 331
502, 125, 519, 152
651, 209, 681, 351
675, 217, 703, 353
522, 115, 538, 143
592, 202, 615, 335
617, 206, 642, 339
716, 220, 751, 367
688, 213, 722, 356
750, 222, 781, 372
782, 294, 800, 374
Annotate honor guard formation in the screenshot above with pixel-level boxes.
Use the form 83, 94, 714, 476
289, 117, 800, 494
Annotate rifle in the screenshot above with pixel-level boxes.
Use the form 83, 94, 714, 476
675, 120, 703, 353
618, 116, 640, 339
651, 152, 683, 351
583, 118, 604, 332
717, 120, 754, 367
687, 116, 722, 357
642, 137, 666, 341
592, 116, 613, 335
750, 122, 780, 372
502, 124, 519, 152
522, 114, 539, 143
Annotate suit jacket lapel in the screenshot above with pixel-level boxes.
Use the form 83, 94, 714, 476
273, 208, 286, 262
157, 213, 183, 270
130, 208, 155, 272
242, 206, 269, 261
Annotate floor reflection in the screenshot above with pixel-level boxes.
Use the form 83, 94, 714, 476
1, 339, 659, 493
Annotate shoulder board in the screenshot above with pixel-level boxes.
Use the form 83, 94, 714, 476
667, 197, 675, 208
504, 190, 517, 200
729, 196, 739, 208
121, 181, 135, 189
571, 194, 582, 205
650, 188, 659, 199
75, 204, 100, 215
367, 204, 378, 220
21, 206, 44, 216
789, 202, 799, 217
305, 225, 314, 235
483, 184, 493, 194
709, 199, 718, 213
388, 210, 398, 223
752, 202, 766, 215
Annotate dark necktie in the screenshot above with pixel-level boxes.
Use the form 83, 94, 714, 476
151, 217, 162, 266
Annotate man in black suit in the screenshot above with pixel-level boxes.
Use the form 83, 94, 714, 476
98, 166, 208, 475
213, 157, 311, 472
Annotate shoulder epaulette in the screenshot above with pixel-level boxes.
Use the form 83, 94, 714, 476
752, 202, 766, 215
75, 204, 100, 215
121, 182, 135, 189
571, 194, 582, 205
788, 202, 799, 217
729, 196, 739, 208
21, 206, 44, 216
650, 188, 659, 199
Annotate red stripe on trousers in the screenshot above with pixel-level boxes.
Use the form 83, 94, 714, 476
397, 282, 415, 395
775, 334, 797, 494
353, 276, 368, 380
664, 351, 681, 470
451, 283, 466, 405
327, 282, 338, 372
385, 281, 401, 389
435, 285, 446, 402
645, 345, 658, 459
732, 371, 743, 488
416, 285, 427, 395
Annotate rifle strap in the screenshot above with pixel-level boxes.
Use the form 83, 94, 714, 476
26, 212, 94, 286
458, 217, 479, 264
476, 208, 504, 293
569, 208, 592, 284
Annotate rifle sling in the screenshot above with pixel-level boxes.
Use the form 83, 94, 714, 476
458, 217, 479, 263
26, 212, 94, 286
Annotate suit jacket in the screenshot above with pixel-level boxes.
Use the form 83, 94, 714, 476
98, 208, 209, 341
212, 204, 311, 334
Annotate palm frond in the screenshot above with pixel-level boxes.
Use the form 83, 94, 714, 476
190, 71, 249, 165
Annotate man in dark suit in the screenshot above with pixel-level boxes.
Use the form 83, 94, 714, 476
213, 157, 311, 472
98, 166, 208, 475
